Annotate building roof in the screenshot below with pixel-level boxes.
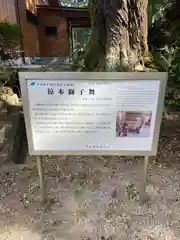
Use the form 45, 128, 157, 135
37, 5, 89, 12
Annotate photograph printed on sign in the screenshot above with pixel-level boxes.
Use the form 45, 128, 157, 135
116, 111, 152, 138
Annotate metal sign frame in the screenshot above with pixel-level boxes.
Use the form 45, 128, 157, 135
19, 72, 167, 157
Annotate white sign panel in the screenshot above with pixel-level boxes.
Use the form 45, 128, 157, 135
19, 72, 167, 156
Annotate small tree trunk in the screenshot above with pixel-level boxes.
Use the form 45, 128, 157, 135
83, 0, 149, 72
0, 86, 28, 164
8, 112, 28, 164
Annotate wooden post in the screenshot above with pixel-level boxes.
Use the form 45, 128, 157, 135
36, 156, 47, 205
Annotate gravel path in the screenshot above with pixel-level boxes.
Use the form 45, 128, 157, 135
0, 154, 180, 240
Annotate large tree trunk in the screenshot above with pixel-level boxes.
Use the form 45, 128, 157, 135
84, 0, 148, 71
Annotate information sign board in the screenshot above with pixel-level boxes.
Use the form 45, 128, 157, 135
19, 72, 167, 156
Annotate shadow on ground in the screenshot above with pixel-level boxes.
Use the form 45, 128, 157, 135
0, 116, 180, 239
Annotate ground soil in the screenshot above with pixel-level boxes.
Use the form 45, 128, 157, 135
0, 115, 180, 240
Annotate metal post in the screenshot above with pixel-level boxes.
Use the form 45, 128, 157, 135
140, 156, 150, 200
143, 156, 150, 191
36, 156, 47, 205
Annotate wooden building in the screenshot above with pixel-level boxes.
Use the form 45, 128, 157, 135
0, 0, 17, 24
0, 0, 90, 57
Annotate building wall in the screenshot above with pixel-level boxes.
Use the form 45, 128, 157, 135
21, 20, 40, 56
37, 8, 69, 56
19, 0, 62, 56
0, 0, 17, 24
0, 0, 68, 57
17, 0, 40, 56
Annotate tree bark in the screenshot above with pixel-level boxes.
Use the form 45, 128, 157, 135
83, 0, 149, 72
0, 86, 28, 164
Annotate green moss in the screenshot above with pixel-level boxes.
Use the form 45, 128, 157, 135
72, 33, 104, 72
83, 40, 102, 70
0, 69, 13, 83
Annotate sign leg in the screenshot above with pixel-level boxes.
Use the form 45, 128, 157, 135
36, 156, 47, 205
140, 156, 150, 201
143, 156, 150, 192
